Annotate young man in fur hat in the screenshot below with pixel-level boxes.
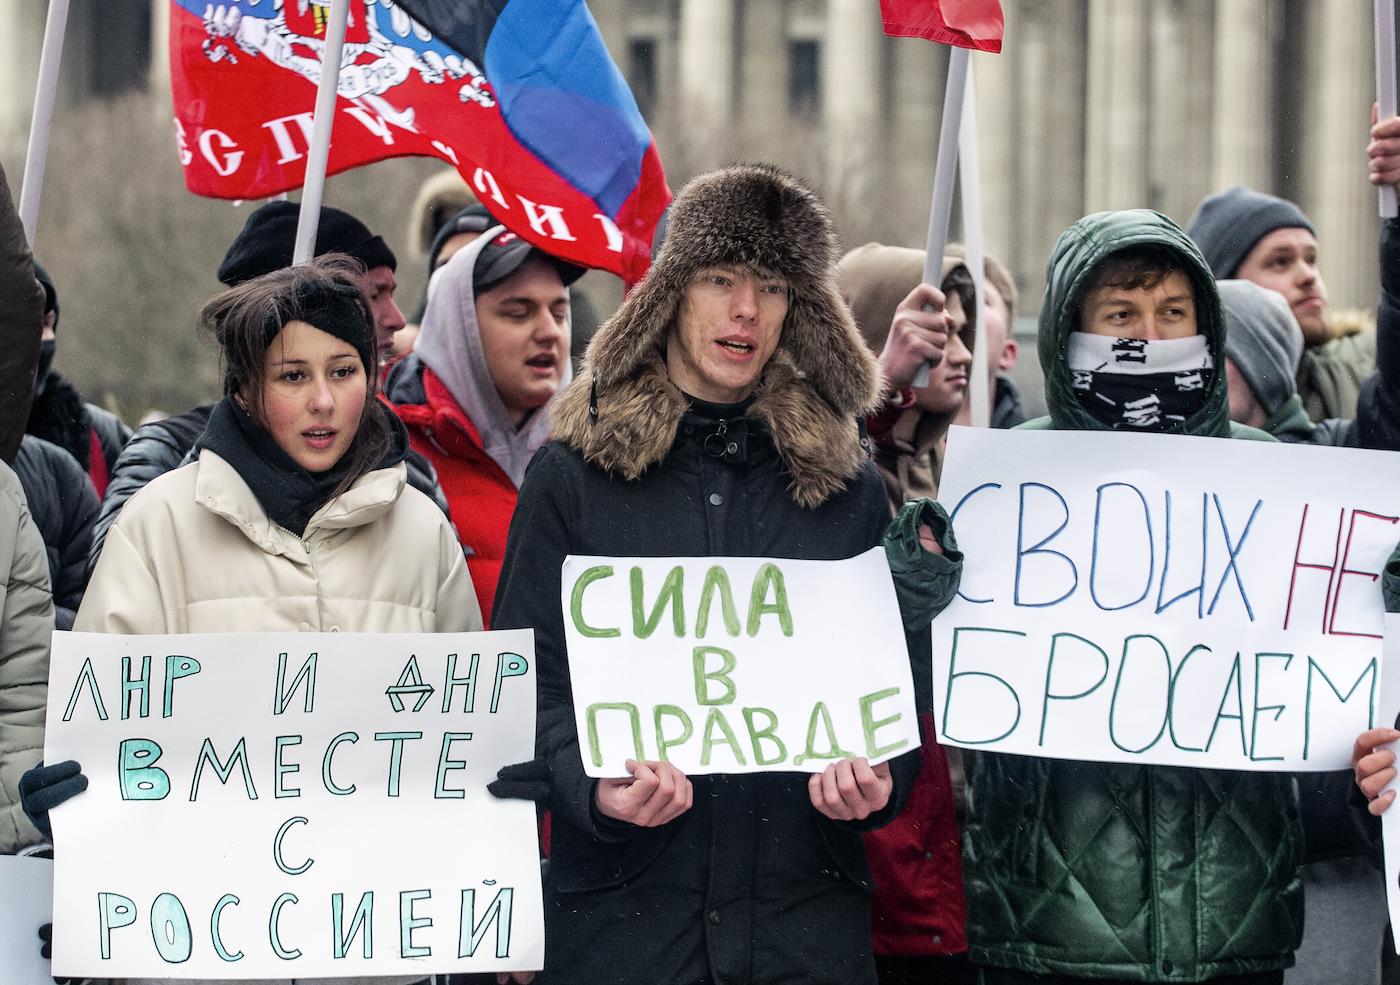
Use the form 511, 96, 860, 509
492, 164, 931, 985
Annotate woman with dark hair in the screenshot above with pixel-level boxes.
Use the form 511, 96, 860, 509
20, 257, 483, 985
69, 254, 479, 637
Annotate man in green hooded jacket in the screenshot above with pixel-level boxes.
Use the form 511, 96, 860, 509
893, 209, 1306, 985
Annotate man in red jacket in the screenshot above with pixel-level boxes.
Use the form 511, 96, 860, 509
385, 227, 583, 623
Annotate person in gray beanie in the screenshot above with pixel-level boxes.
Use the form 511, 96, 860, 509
1187, 185, 1375, 421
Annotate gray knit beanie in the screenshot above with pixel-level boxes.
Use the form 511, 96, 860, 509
1186, 186, 1315, 278
1219, 279, 1303, 416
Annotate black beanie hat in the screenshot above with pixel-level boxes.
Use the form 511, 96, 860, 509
1186, 186, 1315, 278
217, 201, 397, 286
32, 260, 58, 329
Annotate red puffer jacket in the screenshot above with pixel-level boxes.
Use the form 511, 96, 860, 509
387, 366, 516, 625
863, 713, 968, 956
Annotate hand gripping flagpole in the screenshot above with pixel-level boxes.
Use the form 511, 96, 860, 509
914, 45, 970, 388
1378, 0, 1398, 218
293, 0, 352, 265
18, 0, 71, 247
959, 69, 990, 429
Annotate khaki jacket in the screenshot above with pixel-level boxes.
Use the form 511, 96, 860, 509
78, 451, 480, 636
0, 461, 53, 851
78, 452, 480, 985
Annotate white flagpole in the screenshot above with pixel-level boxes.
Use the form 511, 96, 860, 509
293, 0, 352, 265
1378, 0, 1398, 218
18, 0, 71, 247
959, 69, 990, 429
913, 45, 970, 388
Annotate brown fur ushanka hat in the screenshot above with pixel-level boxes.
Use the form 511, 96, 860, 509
552, 164, 882, 508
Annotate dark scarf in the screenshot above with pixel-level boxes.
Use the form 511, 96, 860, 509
195, 397, 407, 537
1067, 333, 1213, 432
26, 370, 90, 470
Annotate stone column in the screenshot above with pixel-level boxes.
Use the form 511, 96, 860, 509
737, 0, 785, 159
677, 0, 736, 169
0, 0, 47, 153
1015, 0, 1086, 303
1210, 0, 1275, 192
1146, 0, 1214, 221
973, 7, 1015, 270
1301, 0, 1379, 312
822, 0, 884, 242
890, 36, 944, 250
1083, 0, 1150, 212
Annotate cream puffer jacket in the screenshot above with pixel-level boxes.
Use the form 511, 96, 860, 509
77, 450, 481, 636
77, 450, 480, 985
0, 460, 54, 852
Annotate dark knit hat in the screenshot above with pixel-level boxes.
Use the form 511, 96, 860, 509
472, 227, 585, 295
1186, 186, 1315, 278
217, 201, 397, 287
426, 204, 495, 271
1219, 279, 1303, 416
32, 260, 58, 328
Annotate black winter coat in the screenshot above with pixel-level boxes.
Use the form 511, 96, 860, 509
492, 407, 921, 985
88, 403, 453, 577
14, 435, 98, 629
1355, 217, 1400, 451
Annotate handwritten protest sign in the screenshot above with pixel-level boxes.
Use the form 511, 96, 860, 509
0, 855, 53, 984
932, 427, 1400, 770
561, 548, 919, 777
43, 630, 541, 980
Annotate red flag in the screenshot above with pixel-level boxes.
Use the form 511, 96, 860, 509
169, 0, 670, 284
880, 0, 1004, 53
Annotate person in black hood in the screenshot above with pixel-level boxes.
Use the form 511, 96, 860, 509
25, 261, 132, 498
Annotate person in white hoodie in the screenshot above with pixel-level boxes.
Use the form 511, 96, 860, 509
17, 256, 521, 985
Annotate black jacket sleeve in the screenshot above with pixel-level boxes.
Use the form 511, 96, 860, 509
1355, 218, 1400, 451
88, 409, 209, 579
13, 437, 97, 630
0, 163, 43, 465
491, 447, 622, 840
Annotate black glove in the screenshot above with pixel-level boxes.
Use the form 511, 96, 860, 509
38, 923, 75, 984
487, 758, 550, 803
19, 760, 87, 839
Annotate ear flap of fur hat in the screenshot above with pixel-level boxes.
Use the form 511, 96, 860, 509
554, 165, 881, 503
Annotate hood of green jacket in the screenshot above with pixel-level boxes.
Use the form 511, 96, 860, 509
1036, 209, 1232, 437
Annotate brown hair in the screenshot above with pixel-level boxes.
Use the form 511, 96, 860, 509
197, 254, 395, 491
1085, 245, 1185, 295
942, 263, 978, 350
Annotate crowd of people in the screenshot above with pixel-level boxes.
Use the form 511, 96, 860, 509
5, 94, 1400, 985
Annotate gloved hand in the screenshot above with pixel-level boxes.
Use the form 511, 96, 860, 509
39, 922, 76, 984
19, 760, 87, 839
487, 758, 550, 803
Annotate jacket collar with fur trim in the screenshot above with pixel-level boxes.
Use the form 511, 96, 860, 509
551, 164, 881, 509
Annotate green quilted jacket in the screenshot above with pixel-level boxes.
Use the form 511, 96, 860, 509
901, 211, 1308, 982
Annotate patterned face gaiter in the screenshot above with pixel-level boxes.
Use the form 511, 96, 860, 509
1066, 332, 1213, 431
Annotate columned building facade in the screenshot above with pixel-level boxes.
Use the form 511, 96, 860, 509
0, 0, 1387, 312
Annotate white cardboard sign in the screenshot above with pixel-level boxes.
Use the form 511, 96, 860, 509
932, 427, 1400, 771
560, 548, 920, 777
0, 855, 53, 985
43, 630, 542, 980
